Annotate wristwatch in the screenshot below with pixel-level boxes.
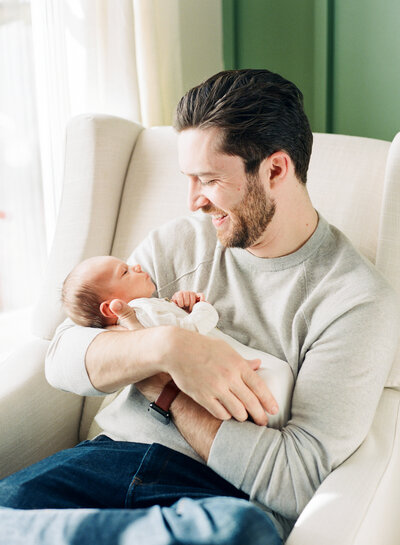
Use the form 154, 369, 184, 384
148, 380, 180, 424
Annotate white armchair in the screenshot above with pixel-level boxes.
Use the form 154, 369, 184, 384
1, 114, 399, 544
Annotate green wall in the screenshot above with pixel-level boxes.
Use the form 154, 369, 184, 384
332, 0, 400, 140
223, 0, 400, 141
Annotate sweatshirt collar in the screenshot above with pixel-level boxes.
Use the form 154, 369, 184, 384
224, 213, 329, 271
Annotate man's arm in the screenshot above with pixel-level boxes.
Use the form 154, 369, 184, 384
45, 307, 169, 396
87, 319, 275, 424
133, 370, 221, 461
123, 296, 400, 523
47, 300, 278, 425
171, 393, 220, 461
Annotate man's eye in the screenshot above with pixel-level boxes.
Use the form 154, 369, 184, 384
200, 179, 216, 186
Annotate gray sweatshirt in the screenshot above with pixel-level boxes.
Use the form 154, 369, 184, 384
46, 213, 400, 538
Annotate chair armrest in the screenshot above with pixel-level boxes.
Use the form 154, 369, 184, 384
0, 338, 83, 478
286, 388, 400, 545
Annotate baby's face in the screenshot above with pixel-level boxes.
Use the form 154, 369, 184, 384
82, 256, 156, 302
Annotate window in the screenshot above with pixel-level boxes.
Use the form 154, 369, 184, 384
0, 0, 46, 314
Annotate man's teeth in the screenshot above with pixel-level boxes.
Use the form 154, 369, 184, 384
213, 214, 227, 219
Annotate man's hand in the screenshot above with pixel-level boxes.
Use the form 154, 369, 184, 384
112, 299, 278, 426
171, 290, 205, 313
109, 300, 143, 330
164, 330, 277, 426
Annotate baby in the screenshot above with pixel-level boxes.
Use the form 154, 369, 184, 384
62, 255, 294, 428
62, 255, 220, 335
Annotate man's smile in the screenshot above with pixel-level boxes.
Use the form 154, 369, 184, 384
211, 213, 228, 228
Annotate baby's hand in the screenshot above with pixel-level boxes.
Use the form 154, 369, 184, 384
171, 290, 205, 313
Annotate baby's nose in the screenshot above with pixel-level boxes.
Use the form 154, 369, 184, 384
132, 264, 142, 272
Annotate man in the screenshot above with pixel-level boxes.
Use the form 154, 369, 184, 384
1, 69, 399, 545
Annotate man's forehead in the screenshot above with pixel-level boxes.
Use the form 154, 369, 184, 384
178, 127, 221, 157
178, 127, 243, 175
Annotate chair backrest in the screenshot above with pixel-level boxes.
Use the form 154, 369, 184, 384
307, 133, 400, 386
34, 115, 400, 387
111, 127, 188, 260
307, 133, 390, 265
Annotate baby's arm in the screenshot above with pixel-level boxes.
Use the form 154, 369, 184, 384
171, 290, 206, 313
171, 291, 219, 335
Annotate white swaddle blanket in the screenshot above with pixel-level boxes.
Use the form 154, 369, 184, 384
129, 298, 294, 428
129, 298, 220, 335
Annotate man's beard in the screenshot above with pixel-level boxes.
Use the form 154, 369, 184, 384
202, 174, 276, 248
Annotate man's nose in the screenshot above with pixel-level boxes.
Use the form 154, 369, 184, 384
187, 178, 210, 211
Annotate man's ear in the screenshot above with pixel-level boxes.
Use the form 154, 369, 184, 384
263, 151, 290, 187
100, 300, 115, 318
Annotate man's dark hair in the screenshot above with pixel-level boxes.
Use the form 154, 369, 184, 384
174, 69, 313, 183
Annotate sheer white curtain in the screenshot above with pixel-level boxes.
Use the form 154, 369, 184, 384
30, 0, 223, 250
0, 1, 46, 313
0, 0, 222, 322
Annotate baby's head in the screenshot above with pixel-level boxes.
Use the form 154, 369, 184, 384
62, 256, 156, 327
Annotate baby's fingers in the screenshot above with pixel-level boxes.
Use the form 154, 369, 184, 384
187, 292, 198, 312
172, 292, 184, 308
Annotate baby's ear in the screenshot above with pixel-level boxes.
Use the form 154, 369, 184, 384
100, 300, 115, 318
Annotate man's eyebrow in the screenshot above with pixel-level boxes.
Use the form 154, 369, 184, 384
180, 170, 218, 177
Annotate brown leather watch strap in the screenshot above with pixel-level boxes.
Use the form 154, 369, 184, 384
154, 379, 180, 412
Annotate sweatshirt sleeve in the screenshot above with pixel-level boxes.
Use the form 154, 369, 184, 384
45, 318, 106, 396
207, 292, 400, 521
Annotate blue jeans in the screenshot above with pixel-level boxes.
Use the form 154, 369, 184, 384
0, 436, 282, 544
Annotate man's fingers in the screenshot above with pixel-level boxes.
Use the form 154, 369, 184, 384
109, 299, 125, 315
109, 299, 139, 329
248, 358, 261, 371
229, 382, 268, 426
216, 392, 248, 422
243, 369, 279, 416
202, 398, 231, 421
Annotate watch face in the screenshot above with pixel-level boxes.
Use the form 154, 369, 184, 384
148, 402, 171, 424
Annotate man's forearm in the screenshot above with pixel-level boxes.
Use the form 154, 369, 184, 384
170, 392, 222, 461
85, 327, 170, 392
99, 300, 277, 423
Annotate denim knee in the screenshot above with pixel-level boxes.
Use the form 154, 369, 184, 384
164, 496, 282, 545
